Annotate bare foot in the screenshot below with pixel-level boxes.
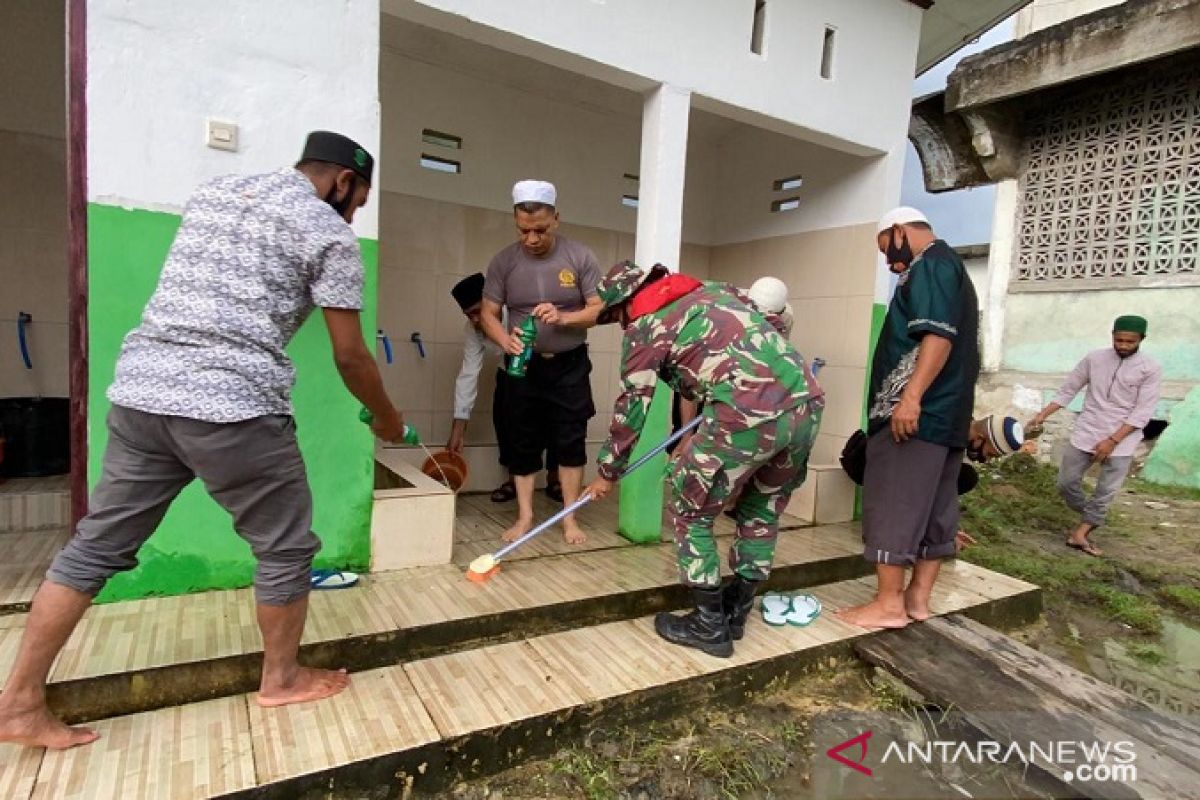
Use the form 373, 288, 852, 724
256, 667, 351, 709
562, 522, 588, 545
904, 588, 932, 621
502, 517, 533, 544
834, 601, 911, 630
0, 704, 99, 750
1066, 537, 1103, 557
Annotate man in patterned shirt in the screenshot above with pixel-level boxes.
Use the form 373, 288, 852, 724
0, 131, 404, 750
585, 262, 824, 657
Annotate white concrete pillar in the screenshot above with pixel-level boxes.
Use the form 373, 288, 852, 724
982, 178, 1018, 372
634, 84, 691, 270
619, 82, 691, 540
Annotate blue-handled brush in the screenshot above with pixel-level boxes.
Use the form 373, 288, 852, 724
466, 415, 702, 583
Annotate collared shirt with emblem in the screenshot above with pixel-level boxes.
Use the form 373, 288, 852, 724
108, 168, 364, 422
482, 236, 600, 354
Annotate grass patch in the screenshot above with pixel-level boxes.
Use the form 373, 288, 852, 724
1127, 477, 1200, 503
1091, 587, 1162, 634
551, 750, 618, 800
1159, 584, 1200, 615
1126, 643, 1165, 665
960, 455, 1080, 542
962, 543, 1113, 590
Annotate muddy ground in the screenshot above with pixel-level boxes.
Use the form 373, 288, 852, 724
432, 457, 1199, 800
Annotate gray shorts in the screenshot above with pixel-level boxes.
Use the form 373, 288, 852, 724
48, 406, 319, 605
861, 429, 962, 566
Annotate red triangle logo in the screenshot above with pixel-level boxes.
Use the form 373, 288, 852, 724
826, 730, 873, 777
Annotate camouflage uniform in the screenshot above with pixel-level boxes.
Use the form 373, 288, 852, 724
597, 275, 824, 588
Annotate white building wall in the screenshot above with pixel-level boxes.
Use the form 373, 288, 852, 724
383, 0, 922, 156
88, 0, 381, 238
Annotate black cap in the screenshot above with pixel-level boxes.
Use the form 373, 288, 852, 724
451, 273, 486, 311
300, 131, 374, 185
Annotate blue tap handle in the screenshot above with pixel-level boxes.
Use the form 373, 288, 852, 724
377, 331, 393, 364
410, 332, 425, 359
17, 312, 32, 370
811, 357, 826, 376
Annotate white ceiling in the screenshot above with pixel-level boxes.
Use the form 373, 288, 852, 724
917, 0, 1032, 74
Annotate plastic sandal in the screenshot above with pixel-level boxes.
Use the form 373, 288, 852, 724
785, 593, 822, 626
311, 569, 359, 590
761, 592, 793, 626
490, 481, 517, 503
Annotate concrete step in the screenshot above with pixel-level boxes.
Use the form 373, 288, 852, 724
0, 563, 1040, 800
2, 525, 872, 725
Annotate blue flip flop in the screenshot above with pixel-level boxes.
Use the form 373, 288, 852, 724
311, 569, 359, 590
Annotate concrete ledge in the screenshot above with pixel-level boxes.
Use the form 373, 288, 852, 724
946, 0, 1200, 111
787, 463, 857, 525
372, 448, 455, 571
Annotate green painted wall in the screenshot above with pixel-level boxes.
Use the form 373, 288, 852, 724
1143, 385, 1200, 490
616, 386, 671, 544
1002, 288, 1200, 381
87, 203, 378, 602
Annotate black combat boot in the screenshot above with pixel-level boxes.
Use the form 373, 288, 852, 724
723, 576, 759, 641
654, 586, 733, 657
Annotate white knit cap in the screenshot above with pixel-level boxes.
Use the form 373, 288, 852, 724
748, 277, 789, 314
512, 179, 557, 207
876, 206, 929, 235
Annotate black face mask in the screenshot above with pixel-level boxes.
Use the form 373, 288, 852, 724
966, 442, 987, 463
323, 175, 358, 220
885, 230, 914, 273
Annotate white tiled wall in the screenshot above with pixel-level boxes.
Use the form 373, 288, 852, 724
378, 193, 875, 488
376, 191, 713, 489
709, 222, 879, 465
1, 4, 68, 400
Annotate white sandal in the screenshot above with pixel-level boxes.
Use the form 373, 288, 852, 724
761, 592, 793, 626
785, 593, 822, 626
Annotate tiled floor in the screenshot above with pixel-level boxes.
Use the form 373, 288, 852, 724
0, 476, 69, 533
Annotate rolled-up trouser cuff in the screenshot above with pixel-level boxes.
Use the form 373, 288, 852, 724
863, 547, 917, 567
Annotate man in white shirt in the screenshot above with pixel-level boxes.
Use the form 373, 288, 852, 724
446, 273, 559, 502
1029, 315, 1162, 556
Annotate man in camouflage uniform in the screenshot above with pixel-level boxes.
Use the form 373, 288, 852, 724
585, 262, 824, 657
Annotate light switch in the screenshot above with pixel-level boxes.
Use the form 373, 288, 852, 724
206, 119, 238, 152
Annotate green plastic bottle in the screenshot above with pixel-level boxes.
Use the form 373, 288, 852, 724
506, 316, 539, 378
359, 407, 420, 445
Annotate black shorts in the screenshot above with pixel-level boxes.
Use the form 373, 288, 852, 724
504, 345, 595, 475
492, 369, 558, 472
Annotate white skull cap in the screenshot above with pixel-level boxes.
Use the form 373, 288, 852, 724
512, 179, 557, 207
876, 206, 929, 234
748, 277, 789, 314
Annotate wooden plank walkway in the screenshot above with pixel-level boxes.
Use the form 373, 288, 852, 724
1, 524, 868, 724
0, 563, 1039, 799
856, 615, 1200, 800
0, 530, 70, 612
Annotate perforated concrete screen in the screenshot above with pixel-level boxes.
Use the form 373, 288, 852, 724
1014, 61, 1200, 288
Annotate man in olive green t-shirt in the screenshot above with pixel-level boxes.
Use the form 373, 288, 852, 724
480, 180, 603, 545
